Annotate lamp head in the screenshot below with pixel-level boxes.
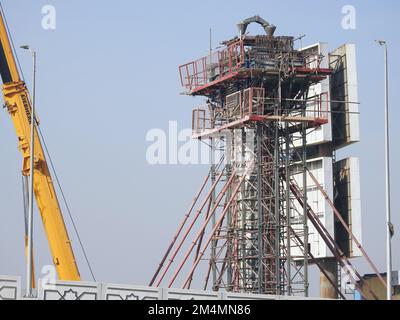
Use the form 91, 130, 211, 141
375, 40, 387, 46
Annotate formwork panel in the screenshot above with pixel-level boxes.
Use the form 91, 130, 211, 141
299, 43, 332, 146
291, 157, 334, 259
329, 44, 360, 148
333, 157, 362, 257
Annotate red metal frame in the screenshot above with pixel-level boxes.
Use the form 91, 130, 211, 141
288, 176, 380, 300
181, 162, 255, 289
242, 87, 265, 115
224, 87, 265, 119
306, 92, 329, 122
307, 170, 387, 290
149, 172, 211, 287
155, 170, 225, 287
179, 39, 245, 93
290, 66, 333, 75
167, 168, 239, 288
191, 90, 329, 139
192, 108, 209, 134
318, 92, 329, 120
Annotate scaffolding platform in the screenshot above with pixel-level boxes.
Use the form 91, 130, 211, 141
192, 114, 328, 139
179, 38, 333, 96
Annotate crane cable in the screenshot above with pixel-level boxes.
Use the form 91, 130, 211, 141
0, 1, 24, 81
37, 126, 97, 282
0, 1, 96, 282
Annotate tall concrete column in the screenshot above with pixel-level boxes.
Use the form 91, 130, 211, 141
320, 258, 338, 299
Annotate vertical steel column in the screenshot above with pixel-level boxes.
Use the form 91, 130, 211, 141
209, 31, 218, 291
274, 78, 282, 294
256, 123, 263, 293
210, 136, 217, 290
226, 161, 233, 289
285, 121, 292, 295
240, 175, 247, 291
302, 109, 309, 297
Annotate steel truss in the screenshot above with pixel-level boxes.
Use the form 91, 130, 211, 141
151, 27, 385, 300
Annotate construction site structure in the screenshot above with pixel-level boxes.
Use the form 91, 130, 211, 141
0, 5, 390, 300
150, 16, 387, 300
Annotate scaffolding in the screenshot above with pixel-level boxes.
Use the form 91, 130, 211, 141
180, 20, 331, 296
150, 16, 386, 300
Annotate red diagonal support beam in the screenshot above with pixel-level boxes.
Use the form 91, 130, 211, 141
307, 169, 387, 290
288, 178, 379, 300
149, 171, 211, 286
166, 165, 240, 288
181, 161, 255, 289
155, 169, 226, 287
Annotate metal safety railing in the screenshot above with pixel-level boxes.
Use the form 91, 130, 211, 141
303, 92, 329, 120
191, 90, 329, 135
305, 53, 322, 69
225, 87, 266, 118
179, 39, 245, 92
192, 108, 210, 134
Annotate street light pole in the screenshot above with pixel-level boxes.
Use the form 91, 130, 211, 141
376, 40, 392, 301
20, 45, 36, 298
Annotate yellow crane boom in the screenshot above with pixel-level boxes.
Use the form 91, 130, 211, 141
0, 11, 80, 281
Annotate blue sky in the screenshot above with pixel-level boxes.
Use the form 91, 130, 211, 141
0, 0, 399, 296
